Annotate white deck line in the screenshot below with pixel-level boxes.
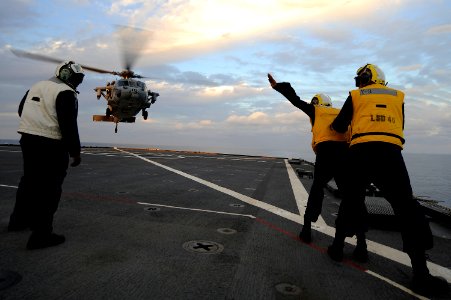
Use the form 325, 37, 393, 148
115, 147, 303, 224
116, 147, 451, 287
0, 184, 18, 189
284, 159, 327, 227
137, 202, 256, 219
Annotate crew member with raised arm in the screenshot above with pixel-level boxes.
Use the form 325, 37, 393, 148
268, 73, 368, 261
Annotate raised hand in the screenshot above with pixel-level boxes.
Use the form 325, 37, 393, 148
268, 73, 277, 88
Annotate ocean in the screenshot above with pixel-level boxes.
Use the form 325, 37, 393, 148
403, 153, 451, 209
1, 139, 450, 209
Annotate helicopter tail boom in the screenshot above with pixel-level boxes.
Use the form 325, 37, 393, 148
93, 115, 116, 122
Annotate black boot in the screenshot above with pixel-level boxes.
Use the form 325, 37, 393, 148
299, 220, 312, 243
27, 232, 65, 250
8, 220, 29, 231
8, 214, 30, 231
412, 273, 449, 296
352, 233, 368, 263
327, 233, 345, 262
409, 251, 449, 296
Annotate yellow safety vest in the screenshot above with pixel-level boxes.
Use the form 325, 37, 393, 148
350, 83, 405, 148
311, 106, 349, 153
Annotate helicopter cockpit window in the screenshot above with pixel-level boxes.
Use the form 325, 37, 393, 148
137, 81, 146, 89
117, 80, 129, 87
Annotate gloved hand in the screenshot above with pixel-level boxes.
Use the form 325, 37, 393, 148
268, 73, 277, 88
71, 155, 81, 167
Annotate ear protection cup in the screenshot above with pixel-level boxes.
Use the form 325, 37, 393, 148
359, 72, 371, 85
355, 70, 371, 87
59, 68, 72, 81
355, 64, 385, 86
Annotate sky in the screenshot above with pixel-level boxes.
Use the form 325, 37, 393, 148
1, 0, 450, 161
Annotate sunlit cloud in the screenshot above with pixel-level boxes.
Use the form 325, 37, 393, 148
175, 119, 215, 130
1, 0, 451, 159
96, 43, 109, 49
198, 86, 234, 98
398, 64, 422, 72
274, 111, 306, 124
427, 24, 451, 35
226, 111, 271, 125
140, 117, 158, 124
115, 0, 392, 64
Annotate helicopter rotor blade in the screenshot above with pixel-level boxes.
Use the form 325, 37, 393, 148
79, 65, 118, 75
115, 25, 153, 73
11, 48, 119, 76
11, 48, 64, 64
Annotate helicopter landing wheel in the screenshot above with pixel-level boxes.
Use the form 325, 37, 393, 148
142, 110, 148, 120
106, 107, 112, 117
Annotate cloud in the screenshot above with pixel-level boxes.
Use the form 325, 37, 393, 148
275, 111, 306, 124
175, 119, 214, 130
0, 0, 37, 31
2, 0, 451, 158
225, 110, 307, 127
105, 0, 387, 65
226, 111, 271, 125
398, 64, 422, 72
427, 24, 451, 35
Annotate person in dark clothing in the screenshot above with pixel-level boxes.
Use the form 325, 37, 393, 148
8, 60, 84, 250
268, 73, 368, 261
327, 63, 449, 296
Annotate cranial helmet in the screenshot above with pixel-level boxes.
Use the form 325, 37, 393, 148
355, 63, 386, 87
311, 93, 332, 107
55, 61, 85, 88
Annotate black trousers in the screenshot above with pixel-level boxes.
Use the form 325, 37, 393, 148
304, 141, 349, 222
335, 142, 433, 252
10, 134, 69, 235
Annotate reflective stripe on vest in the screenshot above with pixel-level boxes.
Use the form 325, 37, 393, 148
350, 84, 405, 148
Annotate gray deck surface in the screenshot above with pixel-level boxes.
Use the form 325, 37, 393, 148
0, 145, 450, 299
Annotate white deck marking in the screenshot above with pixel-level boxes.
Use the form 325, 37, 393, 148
116, 148, 451, 286
365, 270, 429, 300
138, 202, 256, 219
115, 147, 303, 224
0, 149, 21, 153
284, 159, 327, 227
283, 159, 451, 282
0, 184, 18, 189
116, 148, 451, 280
0, 147, 447, 297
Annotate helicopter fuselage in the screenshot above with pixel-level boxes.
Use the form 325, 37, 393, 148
108, 78, 149, 121
94, 78, 159, 124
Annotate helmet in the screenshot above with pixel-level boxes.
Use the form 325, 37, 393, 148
355, 63, 385, 87
311, 93, 332, 107
55, 61, 85, 88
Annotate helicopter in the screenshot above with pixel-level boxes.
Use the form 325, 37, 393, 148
92, 70, 159, 133
10, 27, 159, 133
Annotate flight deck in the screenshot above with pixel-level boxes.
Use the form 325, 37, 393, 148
0, 145, 450, 299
